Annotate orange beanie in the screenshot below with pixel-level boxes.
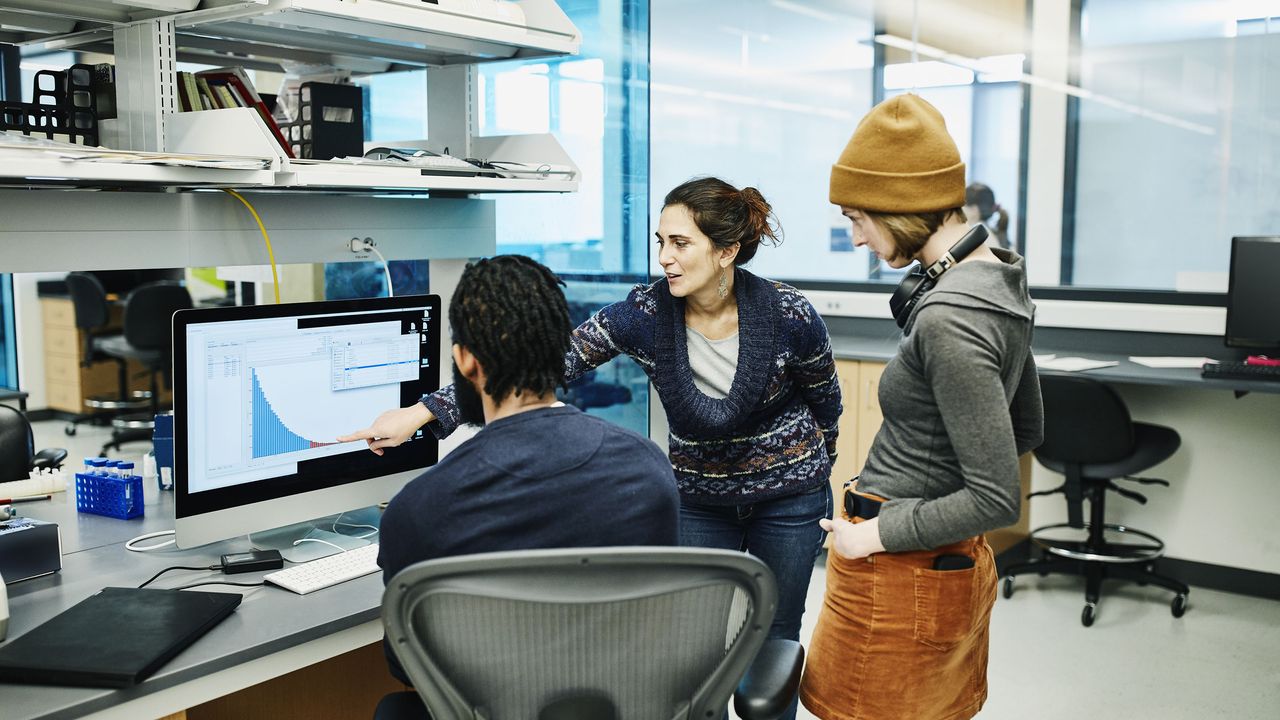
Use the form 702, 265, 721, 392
830, 94, 966, 213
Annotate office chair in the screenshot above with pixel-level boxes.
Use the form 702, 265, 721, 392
377, 547, 804, 720
1002, 376, 1190, 627
0, 405, 67, 483
63, 272, 150, 436
96, 281, 192, 456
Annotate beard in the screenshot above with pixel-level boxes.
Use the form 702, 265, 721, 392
452, 362, 486, 427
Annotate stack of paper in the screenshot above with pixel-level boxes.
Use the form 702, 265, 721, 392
1127, 356, 1215, 369
1038, 356, 1119, 372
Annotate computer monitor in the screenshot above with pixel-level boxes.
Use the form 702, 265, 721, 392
173, 295, 441, 549
1226, 237, 1280, 353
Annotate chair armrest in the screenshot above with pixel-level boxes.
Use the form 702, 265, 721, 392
733, 638, 804, 720
33, 448, 67, 470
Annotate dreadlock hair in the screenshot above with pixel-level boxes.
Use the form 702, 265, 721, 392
449, 254, 571, 404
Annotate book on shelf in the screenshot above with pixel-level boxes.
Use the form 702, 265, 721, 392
196, 67, 294, 158
194, 76, 216, 111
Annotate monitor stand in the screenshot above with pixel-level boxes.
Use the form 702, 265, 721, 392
248, 506, 382, 563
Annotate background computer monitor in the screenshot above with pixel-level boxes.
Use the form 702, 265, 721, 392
1226, 236, 1280, 353
173, 295, 441, 549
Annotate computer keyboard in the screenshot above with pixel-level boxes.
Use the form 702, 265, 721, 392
264, 543, 381, 595
1200, 361, 1280, 382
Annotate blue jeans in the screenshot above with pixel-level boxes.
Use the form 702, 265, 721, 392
679, 483, 832, 720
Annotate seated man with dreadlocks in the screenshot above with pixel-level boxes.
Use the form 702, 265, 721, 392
362, 255, 679, 684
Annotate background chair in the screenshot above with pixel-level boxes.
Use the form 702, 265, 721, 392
63, 271, 150, 436
0, 405, 67, 483
96, 281, 192, 456
1002, 375, 1190, 626
377, 547, 804, 720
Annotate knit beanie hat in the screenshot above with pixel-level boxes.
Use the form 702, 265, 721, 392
830, 94, 966, 213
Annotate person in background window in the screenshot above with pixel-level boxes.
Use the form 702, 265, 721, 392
800, 94, 1043, 720
343, 178, 842, 720
964, 182, 1011, 250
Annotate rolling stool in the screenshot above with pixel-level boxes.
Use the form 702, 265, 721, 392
96, 282, 192, 456
1001, 375, 1190, 626
63, 272, 150, 436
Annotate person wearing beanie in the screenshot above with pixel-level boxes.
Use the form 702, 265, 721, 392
344, 178, 842, 720
799, 94, 1044, 720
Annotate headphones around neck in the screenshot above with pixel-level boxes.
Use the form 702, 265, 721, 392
888, 224, 989, 328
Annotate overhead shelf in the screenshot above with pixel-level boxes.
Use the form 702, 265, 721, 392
6, 0, 581, 73
0, 150, 577, 194
0, 1, 201, 45
0, 154, 276, 188
280, 159, 577, 193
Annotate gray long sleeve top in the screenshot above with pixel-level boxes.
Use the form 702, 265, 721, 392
858, 248, 1044, 552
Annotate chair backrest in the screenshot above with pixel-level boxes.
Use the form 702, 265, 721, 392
65, 272, 109, 333
383, 547, 777, 720
1036, 375, 1136, 466
122, 281, 193, 352
0, 405, 34, 483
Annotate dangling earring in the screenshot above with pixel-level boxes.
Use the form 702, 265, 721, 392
717, 267, 729, 299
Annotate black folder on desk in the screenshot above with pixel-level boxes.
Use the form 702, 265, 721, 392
0, 587, 241, 687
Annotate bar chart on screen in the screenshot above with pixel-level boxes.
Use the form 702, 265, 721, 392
247, 352, 399, 463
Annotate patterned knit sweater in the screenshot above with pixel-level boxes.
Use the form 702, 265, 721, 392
421, 267, 843, 505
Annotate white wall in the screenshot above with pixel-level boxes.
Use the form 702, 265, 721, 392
13, 272, 64, 411
1029, 384, 1280, 574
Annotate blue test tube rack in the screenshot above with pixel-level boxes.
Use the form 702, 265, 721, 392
75, 466, 144, 520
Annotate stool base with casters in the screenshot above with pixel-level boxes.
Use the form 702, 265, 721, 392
1002, 521, 1189, 627
100, 413, 156, 456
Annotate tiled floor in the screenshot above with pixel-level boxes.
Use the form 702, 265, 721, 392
30, 418, 1280, 720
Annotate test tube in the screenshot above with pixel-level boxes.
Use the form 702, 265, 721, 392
117, 461, 135, 480
83, 457, 95, 475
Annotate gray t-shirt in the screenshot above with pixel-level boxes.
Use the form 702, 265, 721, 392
686, 327, 739, 399
858, 249, 1045, 552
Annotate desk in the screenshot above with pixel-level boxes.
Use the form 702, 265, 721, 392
2, 493, 401, 720
829, 335, 1280, 395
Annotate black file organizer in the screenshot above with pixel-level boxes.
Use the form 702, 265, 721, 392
0, 64, 99, 146
282, 82, 364, 160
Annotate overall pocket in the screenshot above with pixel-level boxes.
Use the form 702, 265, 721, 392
912, 564, 978, 652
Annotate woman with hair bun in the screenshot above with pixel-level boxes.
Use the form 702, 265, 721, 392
346, 178, 842, 719
965, 182, 1011, 250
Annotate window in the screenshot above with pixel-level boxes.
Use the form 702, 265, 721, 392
651, 0, 876, 283
356, 69, 428, 142
650, 1, 1026, 286
475, 0, 651, 435
1068, 0, 1280, 290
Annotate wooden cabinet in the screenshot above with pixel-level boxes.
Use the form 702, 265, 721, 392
40, 297, 158, 414
828, 359, 885, 503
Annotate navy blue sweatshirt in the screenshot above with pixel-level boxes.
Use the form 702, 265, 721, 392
377, 404, 680, 682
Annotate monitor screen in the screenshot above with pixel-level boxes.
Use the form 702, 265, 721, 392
1226, 237, 1280, 352
173, 295, 440, 548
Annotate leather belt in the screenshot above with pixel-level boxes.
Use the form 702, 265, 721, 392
843, 480, 885, 521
